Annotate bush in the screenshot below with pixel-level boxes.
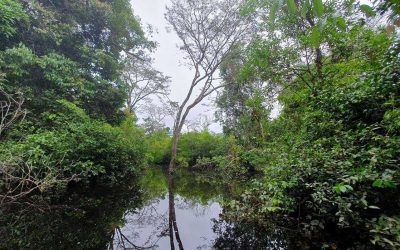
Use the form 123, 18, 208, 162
177, 131, 225, 166
144, 130, 171, 165
0, 101, 146, 203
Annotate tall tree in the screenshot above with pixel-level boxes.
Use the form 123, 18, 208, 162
216, 45, 276, 146
165, 0, 249, 171
0, 0, 152, 125
140, 100, 178, 134
122, 56, 171, 115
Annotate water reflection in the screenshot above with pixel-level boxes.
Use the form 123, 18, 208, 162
0, 181, 144, 249
112, 168, 296, 250
115, 170, 223, 249
1, 167, 303, 249
168, 174, 184, 250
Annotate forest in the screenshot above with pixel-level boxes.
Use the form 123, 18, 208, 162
0, 0, 399, 249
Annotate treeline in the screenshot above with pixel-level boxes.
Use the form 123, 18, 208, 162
0, 0, 150, 204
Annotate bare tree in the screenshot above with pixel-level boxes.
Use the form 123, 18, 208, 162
140, 100, 178, 134
165, 0, 249, 171
123, 57, 171, 114
185, 115, 212, 132
0, 89, 26, 138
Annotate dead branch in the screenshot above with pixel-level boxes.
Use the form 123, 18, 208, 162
0, 89, 27, 138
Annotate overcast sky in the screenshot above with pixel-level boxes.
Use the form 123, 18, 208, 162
131, 0, 223, 133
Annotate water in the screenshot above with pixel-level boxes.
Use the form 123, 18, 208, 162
111, 168, 230, 249
1, 167, 252, 249
115, 195, 222, 249
0, 167, 370, 249
110, 168, 292, 249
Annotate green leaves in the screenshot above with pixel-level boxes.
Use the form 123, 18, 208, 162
312, 0, 324, 17
287, 0, 297, 15
285, 0, 324, 17
176, 131, 225, 166
360, 4, 376, 17
372, 169, 397, 189
0, 0, 28, 39
286, 0, 324, 17
373, 179, 397, 189
1, 45, 35, 77
309, 26, 321, 48
0, 114, 146, 187
300, 0, 311, 18
269, 0, 280, 23
239, 0, 259, 16
216, 1, 400, 247
370, 215, 400, 248
336, 16, 346, 31
334, 183, 353, 194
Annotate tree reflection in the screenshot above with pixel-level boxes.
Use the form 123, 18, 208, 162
0, 181, 144, 249
168, 173, 184, 250
2, 167, 310, 249
212, 218, 291, 249
110, 171, 186, 249
110, 227, 157, 250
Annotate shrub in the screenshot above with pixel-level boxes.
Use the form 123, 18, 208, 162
144, 130, 171, 165
0, 101, 146, 204
177, 131, 225, 166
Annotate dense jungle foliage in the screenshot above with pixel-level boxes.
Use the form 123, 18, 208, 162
0, 0, 150, 204
212, 0, 400, 248
0, 0, 399, 249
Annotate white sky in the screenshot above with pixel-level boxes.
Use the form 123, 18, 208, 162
131, 0, 223, 133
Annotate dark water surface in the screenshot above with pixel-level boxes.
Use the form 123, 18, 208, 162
115, 194, 222, 249
110, 168, 260, 249
0, 168, 342, 249
112, 168, 224, 249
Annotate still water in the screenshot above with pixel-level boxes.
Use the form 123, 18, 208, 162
0, 168, 305, 249
110, 168, 290, 249
114, 195, 222, 249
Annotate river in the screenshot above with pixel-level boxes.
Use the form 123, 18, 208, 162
0, 167, 353, 249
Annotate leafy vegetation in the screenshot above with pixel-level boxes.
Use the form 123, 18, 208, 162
214, 0, 400, 247
1, 0, 399, 248
176, 131, 225, 167
0, 0, 150, 205
0, 180, 144, 249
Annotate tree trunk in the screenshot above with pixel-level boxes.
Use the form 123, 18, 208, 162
169, 129, 180, 173
169, 104, 191, 172
168, 173, 184, 250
